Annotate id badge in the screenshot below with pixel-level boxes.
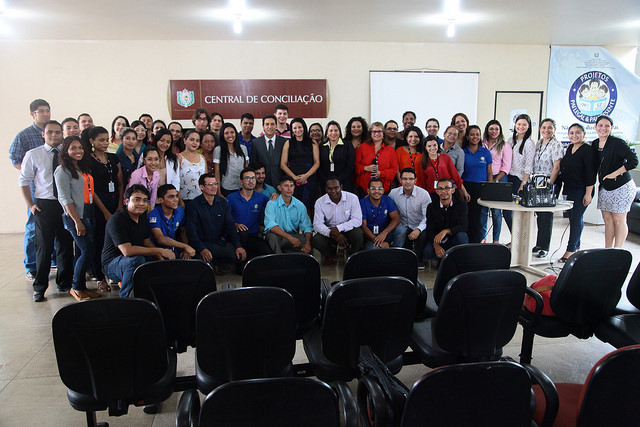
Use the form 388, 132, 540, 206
330, 163, 335, 172
108, 181, 115, 193
433, 181, 438, 189
373, 225, 379, 234
89, 193, 93, 204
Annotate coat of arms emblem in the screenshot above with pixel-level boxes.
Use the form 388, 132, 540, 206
177, 89, 195, 108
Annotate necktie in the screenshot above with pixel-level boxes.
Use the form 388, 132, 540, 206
52, 148, 59, 198
267, 139, 273, 157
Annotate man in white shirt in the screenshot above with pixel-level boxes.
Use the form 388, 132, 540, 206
389, 167, 431, 269
19, 120, 75, 301
312, 176, 363, 265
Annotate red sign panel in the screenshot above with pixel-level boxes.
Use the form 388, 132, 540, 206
169, 79, 327, 120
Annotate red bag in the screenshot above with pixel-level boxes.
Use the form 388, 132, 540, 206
524, 275, 556, 316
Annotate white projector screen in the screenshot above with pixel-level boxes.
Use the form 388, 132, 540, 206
370, 71, 479, 131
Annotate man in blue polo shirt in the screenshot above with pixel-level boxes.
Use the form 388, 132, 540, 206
360, 178, 401, 249
227, 167, 272, 260
148, 184, 195, 259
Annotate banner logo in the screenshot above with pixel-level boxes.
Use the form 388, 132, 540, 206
569, 71, 617, 123
177, 89, 195, 108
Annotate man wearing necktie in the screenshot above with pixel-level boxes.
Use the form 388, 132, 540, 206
19, 120, 74, 302
250, 114, 286, 187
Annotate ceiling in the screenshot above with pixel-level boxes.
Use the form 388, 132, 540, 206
0, 0, 639, 46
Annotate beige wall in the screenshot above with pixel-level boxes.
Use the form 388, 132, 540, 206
0, 40, 635, 232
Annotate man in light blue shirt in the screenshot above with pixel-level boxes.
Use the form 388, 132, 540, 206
389, 167, 432, 269
264, 176, 313, 254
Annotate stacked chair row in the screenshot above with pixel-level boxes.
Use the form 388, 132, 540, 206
52, 245, 640, 426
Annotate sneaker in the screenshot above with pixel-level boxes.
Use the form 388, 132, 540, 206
33, 292, 45, 302
25, 272, 35, 281
531, 246, 542, 253
417, 261, 426, 270
536, 249, 548, 258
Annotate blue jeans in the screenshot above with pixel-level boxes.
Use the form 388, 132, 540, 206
503, 175, 522, 231
564, 183, 589, 252
391, 224, 428, 259
480, 175, 507, 241
364, 232, 395, 249
62, 206, 95, 290
24, 183, 36, 274
106, 255, 148, 297
423, 232, 469, 260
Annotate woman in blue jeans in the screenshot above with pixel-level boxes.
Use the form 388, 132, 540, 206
559, 123, 595, 261
55, 136, 102, 301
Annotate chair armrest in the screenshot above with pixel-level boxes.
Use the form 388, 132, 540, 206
521, 287, 545, 327
521, 363, 558, 427
331, 380, 359, 427
320, 278, 332, 305
176, 389, 200, 427
356, 375, 389, 427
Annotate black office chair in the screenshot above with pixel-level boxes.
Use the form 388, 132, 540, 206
425, 243, 511, 316
132, 259, 216, 354
303, 276, 416, 382
520, 248, 632, 364
242, 253, 321, 338
195, 287, 297, 394
409, 270, 526, 368
177, 377, 358, 427
596, 262, 640, 347
341, 248, 428, 318
52, 298, 176, 427
360, 361, 558, 427
533, 345, 640, 427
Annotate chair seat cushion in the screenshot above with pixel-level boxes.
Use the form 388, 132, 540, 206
68, 350, 177, 412
409, 319, 468, 368
595, 314, 640, 348
533, 383, 581, 427
520, 308, 584, 338
303, 327, 360, 382
422, 289, 437, 318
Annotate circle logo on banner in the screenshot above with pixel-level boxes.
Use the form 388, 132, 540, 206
569, 71, 617, 123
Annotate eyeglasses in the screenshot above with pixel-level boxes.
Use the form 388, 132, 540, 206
371, 130, 384, 134
242, 176, 256, 181
369, 186, 384, 191
310, 129, 322, 133
436, 187, 453, 191
33, 108, 51, 114
203, 182, 218, 186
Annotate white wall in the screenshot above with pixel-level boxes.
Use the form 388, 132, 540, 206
0, 40, 634, 232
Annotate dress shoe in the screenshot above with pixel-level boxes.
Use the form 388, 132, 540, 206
57, 286, 72, 292
417, 261, 426, 270
323, 256, 336, 266
70, 289, 93, 301
33, 292, 45, 302
531, 246, 542, 253
84, 289, 102, 298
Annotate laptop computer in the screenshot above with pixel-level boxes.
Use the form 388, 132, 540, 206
480, 181, 513, 202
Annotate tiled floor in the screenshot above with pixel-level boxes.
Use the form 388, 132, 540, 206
1, 215, 639, 426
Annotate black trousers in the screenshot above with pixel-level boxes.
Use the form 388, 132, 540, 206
238, 231, 273, 259
33, 199, 74, 294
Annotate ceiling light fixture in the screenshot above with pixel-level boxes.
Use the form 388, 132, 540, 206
447, 20, 455, 37
444, 0, 459, 38
230, 0, 244, 34
233, 16, 242, 34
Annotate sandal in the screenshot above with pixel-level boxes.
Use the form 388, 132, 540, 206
97, 280, 111, 292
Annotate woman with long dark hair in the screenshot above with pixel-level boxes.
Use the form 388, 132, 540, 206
178, 130, 206, 203
481, 120, 512, 243
593, 115, 638, 248
461, 125, 492, 243
503, 113, 536, 232
559, 123, 595, 261
344, 116, 369, 151
148, 128, 180, 190
451, 112, 469, 147
200, 130, 217, 174
109, 115, 129, 153
396, 126, 424, 188
89, 126, 123, 292
421, 135, 467, 203
280, 117, 320, 209
213, 122, 248, 196
116, 128, 140, 186
318, 120, 355, 192
127, 146, 161, 209
54, 136, 101, 301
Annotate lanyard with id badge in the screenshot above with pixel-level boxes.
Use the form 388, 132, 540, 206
428, 155, 440, 190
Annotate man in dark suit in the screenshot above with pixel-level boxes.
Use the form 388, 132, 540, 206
250, 114, 285, 187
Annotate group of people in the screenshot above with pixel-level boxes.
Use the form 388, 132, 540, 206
11, 99, 638, 303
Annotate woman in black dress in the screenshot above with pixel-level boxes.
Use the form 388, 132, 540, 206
318, 120, 355, 192
280, 118, 320, 211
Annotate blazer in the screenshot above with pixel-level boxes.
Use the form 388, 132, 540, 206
250, 135, 286, 187
593, 135, 638, 191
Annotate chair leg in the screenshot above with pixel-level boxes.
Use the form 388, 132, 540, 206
519, 327, 535, 364
85, 410, 106, 427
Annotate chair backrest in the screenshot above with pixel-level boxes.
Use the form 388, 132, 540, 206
199, 378, 342, 427
242, 253, 321, 337
433, 270, 526, 359
625, 262, 640, 309
343, 248, 418, 285
196, 287, 296, 384
52, 298, 172, 402
432, 243, 511, 306
400, 361, 533, 427
321, 276, 416, 368
550, 248, 632, 327
578, 345, 640, 426
133, 259, 216, 353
